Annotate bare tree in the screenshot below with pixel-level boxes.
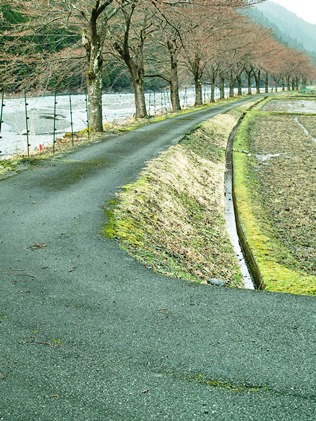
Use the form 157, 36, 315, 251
2, 0, 315, 136
1, 1, 133, 132
108, 1, 159, 118
181, 0, 266, 104
142, 1, 193, 113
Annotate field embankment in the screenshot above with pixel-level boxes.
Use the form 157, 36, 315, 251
104, 107, 257, 287
233, 97, 316, 295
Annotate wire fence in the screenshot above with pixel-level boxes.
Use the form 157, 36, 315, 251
0, 85, 242, 159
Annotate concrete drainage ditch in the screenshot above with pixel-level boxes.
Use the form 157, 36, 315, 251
224, 99, 268, 291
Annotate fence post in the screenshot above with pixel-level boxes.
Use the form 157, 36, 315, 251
183, 87, 188, 108
24, 91, 30, 157
85, 93, 90, 141
0, 90, 4, 154
69, 93, 74, 146
53, 91, 57, 153
148, 93, 152, 117
153, 92, 156, 115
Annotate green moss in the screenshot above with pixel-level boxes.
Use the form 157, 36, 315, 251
103, 179, 151, 247
39, 156, 109, 190
191, 374, 262, 393
103, 198, 119, 239
102, 114, 244, 286
51, 338, 62, 346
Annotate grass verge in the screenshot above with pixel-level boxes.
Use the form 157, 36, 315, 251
233, 99, 316, 295
104, 110, 251, 286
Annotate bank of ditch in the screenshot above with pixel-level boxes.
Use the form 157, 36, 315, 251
105, 96, 316, 295
233, 97, 316, 296
104, 104, 257, 287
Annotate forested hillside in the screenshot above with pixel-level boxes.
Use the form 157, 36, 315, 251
246, 1, 316, 63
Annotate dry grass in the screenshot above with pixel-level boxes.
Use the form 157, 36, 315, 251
105, 112, 244, 286
252, 114, 316, 275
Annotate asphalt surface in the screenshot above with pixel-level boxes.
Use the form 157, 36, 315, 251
1, 97, 315, 420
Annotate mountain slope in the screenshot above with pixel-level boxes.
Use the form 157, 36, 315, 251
246, 1, 316, 62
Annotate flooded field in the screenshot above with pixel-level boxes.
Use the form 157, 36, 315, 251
253, 114, 316, 275
261, 98, 316, 113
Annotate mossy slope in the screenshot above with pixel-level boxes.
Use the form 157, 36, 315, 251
104, 112, 243, 286
233, 98, 316, 295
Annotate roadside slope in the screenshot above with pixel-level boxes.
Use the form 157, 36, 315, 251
104, 111, 244, 286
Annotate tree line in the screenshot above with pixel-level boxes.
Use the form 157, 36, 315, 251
1, 0, 315, 132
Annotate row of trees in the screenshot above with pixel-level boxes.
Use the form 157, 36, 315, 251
1, 0, 315, 132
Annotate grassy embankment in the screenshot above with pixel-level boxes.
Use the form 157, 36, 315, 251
233, 96, 316, 295
104, 102, 259, 287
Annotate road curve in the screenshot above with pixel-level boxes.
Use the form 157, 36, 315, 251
1, 97, 315, 420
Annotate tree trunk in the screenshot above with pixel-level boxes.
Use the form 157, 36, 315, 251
265, 72, 269, 93
246, 71, 252, 95
170, 79, 181, 112
194, 74, 203, 105
219, 76, 225, 100
210, 73, 216, 102
113, 52, 147, 118
191, 53, 203, 106
229, 71, 235, 98
168, 40, 181, 112
87, 67, 103, 132
236, 74, 242, 96
112, 5, 147, 119
286, 76, 290, 91
83, 20, 104, 132
281, 77, 285, 91
115, 52, 147, 118
170, 68, 181, 112
254, 70, 260, 94
130, 65, 147, 118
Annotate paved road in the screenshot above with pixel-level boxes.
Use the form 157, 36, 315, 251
1, 98, 315, 420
